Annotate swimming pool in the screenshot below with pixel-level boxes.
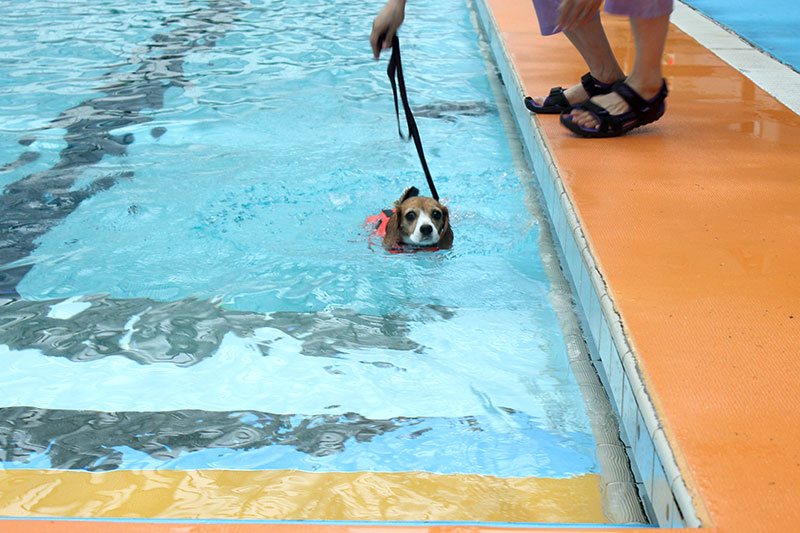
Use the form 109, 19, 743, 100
2, 0, 636, 525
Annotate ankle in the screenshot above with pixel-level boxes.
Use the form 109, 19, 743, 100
625, 75, 664, 99
589, 66, 625, 85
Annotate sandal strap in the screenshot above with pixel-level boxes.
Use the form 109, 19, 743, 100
542, 86, 569, 108
610, 80, 669, 121
537, 73, 629, 110
611, 81, 648, 113
561, 79, 668, 137
576, 99, 624, 135
568, 79, 669, 135
580, 72, 618, 97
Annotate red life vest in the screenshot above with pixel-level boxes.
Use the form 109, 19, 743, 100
365, 209, 440, 253
365, 208, 394, 239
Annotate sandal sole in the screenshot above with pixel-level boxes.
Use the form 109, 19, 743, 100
560, 102, 666, 138
524, 96, 570, 114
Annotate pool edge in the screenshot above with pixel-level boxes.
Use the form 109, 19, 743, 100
470, 0, 703, 528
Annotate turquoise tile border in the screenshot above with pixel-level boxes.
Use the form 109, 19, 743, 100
470, 0, 702, 527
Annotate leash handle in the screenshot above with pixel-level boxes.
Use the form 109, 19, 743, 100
386, 35, 439, 202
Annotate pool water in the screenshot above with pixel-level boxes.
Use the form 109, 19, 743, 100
680, 0, 800, 69
1, 0, 608, 524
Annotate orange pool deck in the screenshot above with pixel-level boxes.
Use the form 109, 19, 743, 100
3, 1, 799, 532
476, 0, 800, 531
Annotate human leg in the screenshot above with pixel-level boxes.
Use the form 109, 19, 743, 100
526, 15, 625, 112
563, 17, 625, 83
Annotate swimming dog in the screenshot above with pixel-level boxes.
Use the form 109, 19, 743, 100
368, 187, 452, 251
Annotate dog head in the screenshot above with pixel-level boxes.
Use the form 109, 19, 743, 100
384, 187, 453, 250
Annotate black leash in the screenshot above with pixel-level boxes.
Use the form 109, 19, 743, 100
386, 35, 439, 202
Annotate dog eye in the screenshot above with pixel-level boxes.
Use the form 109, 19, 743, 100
404, 211, 416, 222
432, 210, 442, 220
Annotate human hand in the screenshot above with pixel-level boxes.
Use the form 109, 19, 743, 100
556, 0, 602, 32
370, 0, 406, 59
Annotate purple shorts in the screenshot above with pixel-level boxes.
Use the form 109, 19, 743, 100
532, 0, 673, 36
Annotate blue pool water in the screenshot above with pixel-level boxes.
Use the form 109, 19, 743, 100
0, 0, 597, 486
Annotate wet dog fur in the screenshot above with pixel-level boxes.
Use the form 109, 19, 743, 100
383, 187, 453, 250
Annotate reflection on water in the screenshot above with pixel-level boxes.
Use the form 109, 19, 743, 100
0, 0, 246, 298
412, 100, 496, 121
0, 403, 595, 479
0, 295, 440, 365
0, 295, 597, 479
0, 407, 412, 470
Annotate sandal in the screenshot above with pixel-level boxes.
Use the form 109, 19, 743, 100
559, 79, 668, 138
524, 72, 623, 114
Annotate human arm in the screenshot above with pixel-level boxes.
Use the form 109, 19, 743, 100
370, 0, 406, 59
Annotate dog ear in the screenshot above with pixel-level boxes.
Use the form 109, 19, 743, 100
394, 186, 419, 208
437, 205, 453, 249
383, 209, 402, 249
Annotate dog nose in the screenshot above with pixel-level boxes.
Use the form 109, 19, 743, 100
420, 224, 433, 236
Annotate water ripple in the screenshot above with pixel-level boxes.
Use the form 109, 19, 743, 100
0, 295, 438, 365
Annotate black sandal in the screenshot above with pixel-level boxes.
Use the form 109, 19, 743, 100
524, 72, 623, 114
559, 79, 668, 138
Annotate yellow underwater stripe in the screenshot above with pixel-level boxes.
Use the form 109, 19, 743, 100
0, 469, 607, 523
